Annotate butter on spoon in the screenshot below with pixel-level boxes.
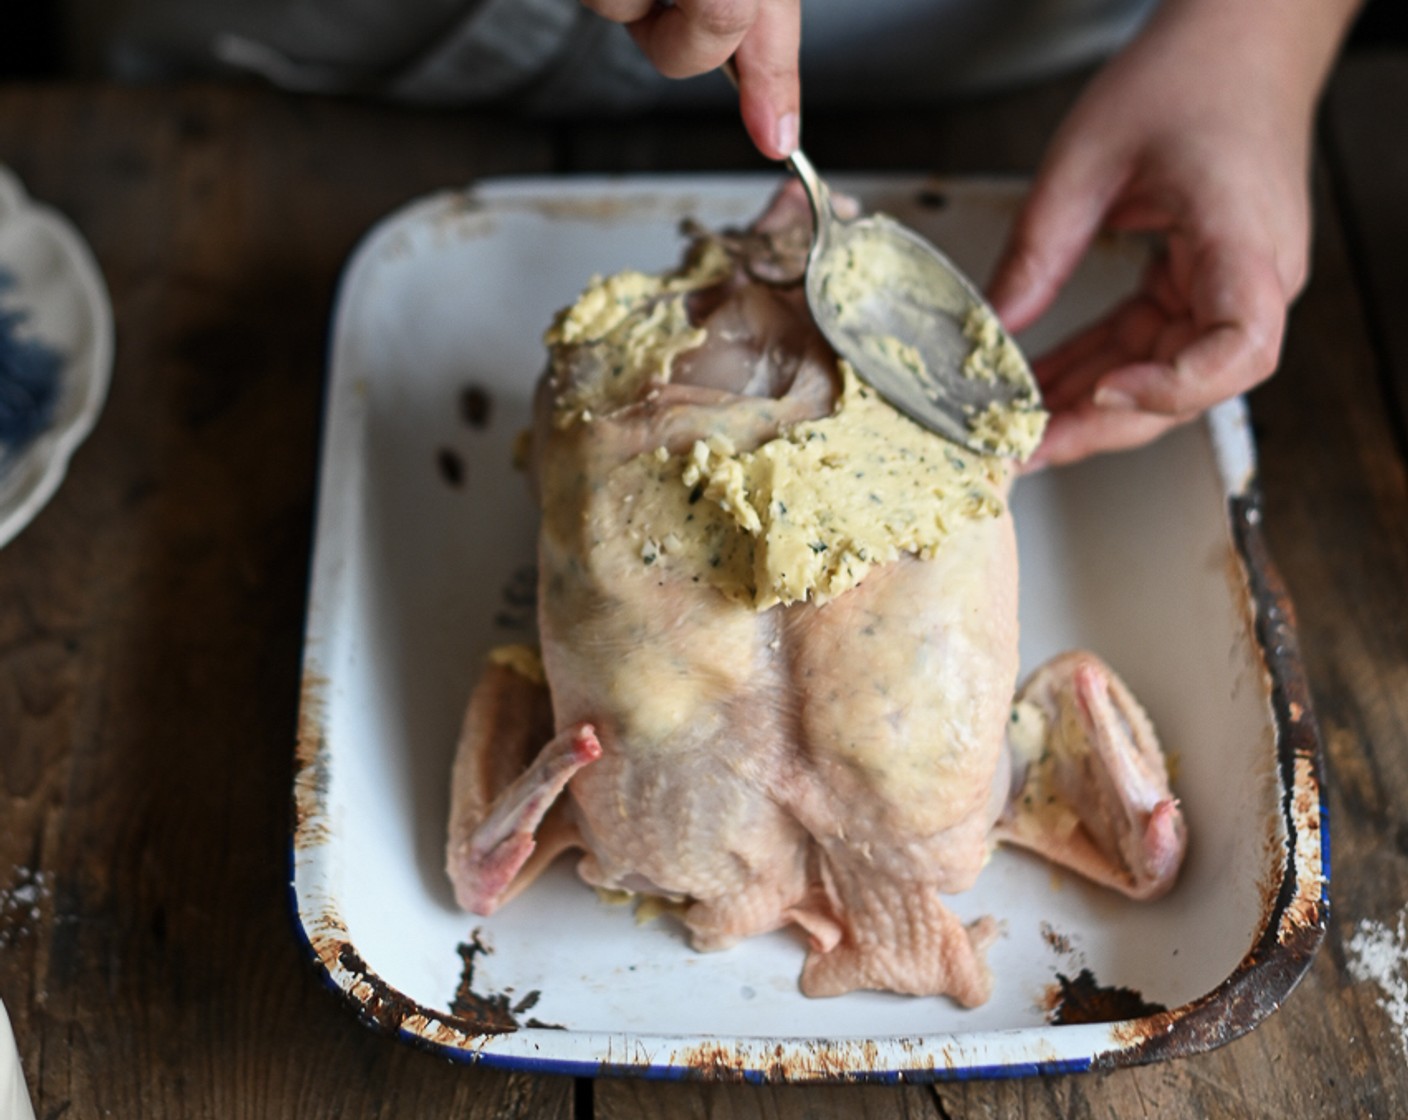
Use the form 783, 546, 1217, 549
722, 59, 1047, 459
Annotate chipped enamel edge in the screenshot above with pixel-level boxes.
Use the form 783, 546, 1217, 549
290, 177, 1328, 1082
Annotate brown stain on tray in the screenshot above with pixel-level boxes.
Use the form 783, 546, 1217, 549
302, 912, 524, 1046
1040, 920, 1074, 956
460, 384, 492, 429
1046, 969, 1167, 1026
437, 447, 465, 488
1084, 493, 1329, 1071
666, 1038, 895, 1083
294, 691, 531, 1045
449, 931, 519, 1031
293, 669, 332, 851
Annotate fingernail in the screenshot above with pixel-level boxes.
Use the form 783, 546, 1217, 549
1093, 385, 1137, 410
775, 112, 799, 158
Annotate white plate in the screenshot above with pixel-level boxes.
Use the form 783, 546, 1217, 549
0, 166, 113, 548
293, 176, 1326, 1081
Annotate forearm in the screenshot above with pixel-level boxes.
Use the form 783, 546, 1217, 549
1141, 0, 1363, 123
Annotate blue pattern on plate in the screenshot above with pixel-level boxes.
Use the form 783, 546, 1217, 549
0, 268, 64, 458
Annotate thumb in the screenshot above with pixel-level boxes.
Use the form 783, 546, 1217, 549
988, 144, 1122, 333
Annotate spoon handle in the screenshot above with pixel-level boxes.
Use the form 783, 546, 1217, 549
718, 58, 833, 242
785, 148, 834, 242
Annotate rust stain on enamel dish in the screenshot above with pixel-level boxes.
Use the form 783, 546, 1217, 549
448, 931, 519, 1032
308, 916, 521, 1044
341, 940, 483, 1036
1282, 751, 1327, 939
428, 193, 500, 240
666, 1038, 898, 1083
1085, 495, 1328, 1071
1233, 494, 1327, 942
1045, 969, 1166, 1026
293, 674, 537, 1043
305, 910, 350, 972
293, 669, 332, 851
292, 672, 521, 1044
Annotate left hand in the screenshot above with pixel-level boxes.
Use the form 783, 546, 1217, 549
986, 0, 1348, 468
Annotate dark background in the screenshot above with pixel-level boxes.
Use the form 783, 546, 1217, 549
2, 0, 1406, 83
1, 3, 62, 78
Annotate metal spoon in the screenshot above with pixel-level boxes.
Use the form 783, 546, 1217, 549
788, 150, 1046, 458
723, 62, 1046, 458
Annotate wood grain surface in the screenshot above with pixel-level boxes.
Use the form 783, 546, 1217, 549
0, 53, 1405, 1118
1324, 49, 1408, 457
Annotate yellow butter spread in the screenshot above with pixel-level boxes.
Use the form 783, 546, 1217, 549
600, 362, 1007, 610
487, 643, 546, 685
966, 399, 1049, 460
1007, 699, 1049, 766
864, 333, 929, 382
817, 227, 936, 313
803, 222, 1047, 461
544, 238, 732, 424
961, 305, 1027, 385
546, 234, 1016, 610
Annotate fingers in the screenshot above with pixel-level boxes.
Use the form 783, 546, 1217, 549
1024, 407, 1182, 471
584, 0, 801, 161
616, 0, 758, 77
1027, 238, 1285, 468
581, 0, 656, 21
987, 139, 1125, 333
1094, 241, 1285, 415
1032, 294, 1163, 411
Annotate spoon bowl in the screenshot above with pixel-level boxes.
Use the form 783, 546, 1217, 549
787, 149, 1047, 459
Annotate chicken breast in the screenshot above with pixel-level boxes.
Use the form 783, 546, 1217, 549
445, 187, 1186, 1005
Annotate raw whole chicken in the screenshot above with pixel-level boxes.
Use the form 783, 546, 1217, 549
445, 187, 1186, 1006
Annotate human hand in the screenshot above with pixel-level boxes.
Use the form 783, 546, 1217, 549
987, 0, 1354, 469
579, 0, 800, 159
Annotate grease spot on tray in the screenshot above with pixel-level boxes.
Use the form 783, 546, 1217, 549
1045, 968, 1167, 1025
1039, 920, 1074, 956
1035, 920, 1166, 1026
451, 929, 563, 1031
437, 447, 465, 487
460, 384, 492, 429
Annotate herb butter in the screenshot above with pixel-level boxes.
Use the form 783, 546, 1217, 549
544, 238, 732, 424
487, 643, 546, 685
961, 305, 1028, 385
600, 362, 1008, 610
545, 233, 1018, 610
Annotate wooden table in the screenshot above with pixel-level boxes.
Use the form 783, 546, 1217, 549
1, 52, 1406, 1117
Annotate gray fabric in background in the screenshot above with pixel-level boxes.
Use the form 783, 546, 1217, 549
111, 0, 1158, 112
